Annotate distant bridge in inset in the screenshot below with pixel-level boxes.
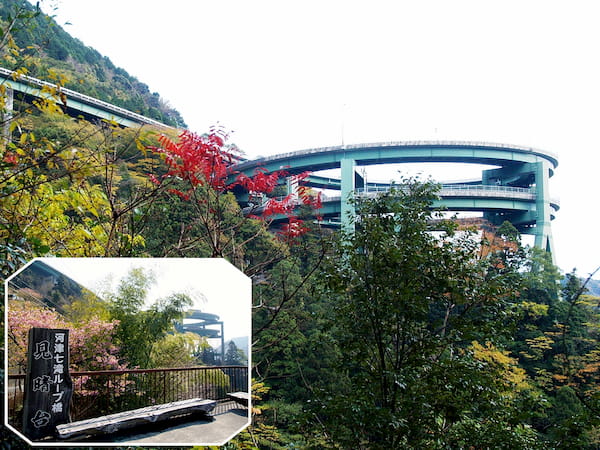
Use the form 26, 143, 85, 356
0, 67, 172, 128
232, 141, 559, 254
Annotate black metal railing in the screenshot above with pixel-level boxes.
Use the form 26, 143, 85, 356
8, 365, 248, 430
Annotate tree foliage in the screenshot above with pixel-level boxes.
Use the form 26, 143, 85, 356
102, 267, 193, 369
7, 300, 124, 373
224, 340, 248, 366
146, 128, 322, 267
308, 180, 541, 448
150, 332, 207, 368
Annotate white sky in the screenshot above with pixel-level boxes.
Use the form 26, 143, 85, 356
34, 0, 600, 277
40, 258, 251, 344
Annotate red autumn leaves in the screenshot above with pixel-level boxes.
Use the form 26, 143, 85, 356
148, 128, 321, 240
148, 128, 235, 199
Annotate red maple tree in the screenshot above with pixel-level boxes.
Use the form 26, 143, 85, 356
148, 127, 321, 253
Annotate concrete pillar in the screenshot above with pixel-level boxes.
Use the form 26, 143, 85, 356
287, 175, 299, 200
534, 160, 555, 259
340, 157, 356, 231
2, 87, 13, 149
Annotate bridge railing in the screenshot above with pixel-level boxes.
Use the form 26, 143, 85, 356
232, 141, 559, 170
356, 184, 536, 200
249, 185, 538, 211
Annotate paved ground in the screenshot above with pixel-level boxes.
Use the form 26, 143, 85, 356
113, 407, 250, 446
54, 402, 251, 446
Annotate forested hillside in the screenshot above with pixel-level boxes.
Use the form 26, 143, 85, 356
0, 0, 186, 127
1, 3, 599, 449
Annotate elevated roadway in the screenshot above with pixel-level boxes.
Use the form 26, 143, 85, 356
0, 67, 172, 128
232, 141, 559, 254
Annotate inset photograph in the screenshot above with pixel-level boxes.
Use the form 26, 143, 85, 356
5, 257, 251, 447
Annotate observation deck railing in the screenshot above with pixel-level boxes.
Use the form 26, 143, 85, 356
7, 365, 248, 430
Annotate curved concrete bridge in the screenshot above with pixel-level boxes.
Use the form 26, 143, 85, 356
232, 141, 558, 254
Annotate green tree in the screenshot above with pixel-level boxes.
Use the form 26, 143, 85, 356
104, 267, 192, 368
150, 332, 207, 368
313, 179, 540, 449
224, 340, 247, 366
198, 345, 217, 365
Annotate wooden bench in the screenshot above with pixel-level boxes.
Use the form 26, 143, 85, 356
227, 391, 249, 407
56, 398, 216, 440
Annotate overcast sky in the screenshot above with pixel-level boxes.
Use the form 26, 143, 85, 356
34, 0, 600, 277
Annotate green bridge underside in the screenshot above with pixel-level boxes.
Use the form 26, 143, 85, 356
232, 141, 558, 255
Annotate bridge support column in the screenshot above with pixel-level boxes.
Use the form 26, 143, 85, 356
340, 157, 356, 232
287, 175, 299, 200
534, 160, 555, 259
1, 87, 13, 149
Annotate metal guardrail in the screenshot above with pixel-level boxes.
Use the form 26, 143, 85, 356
0, 67, 172, 128
247, 184, 562, 217
357, 184, 536, 200
7, 365, 248, 429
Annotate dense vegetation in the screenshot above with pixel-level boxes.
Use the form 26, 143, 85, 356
1, 4, 599, 449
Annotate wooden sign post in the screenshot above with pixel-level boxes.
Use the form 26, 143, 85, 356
22, 328, 73, 440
